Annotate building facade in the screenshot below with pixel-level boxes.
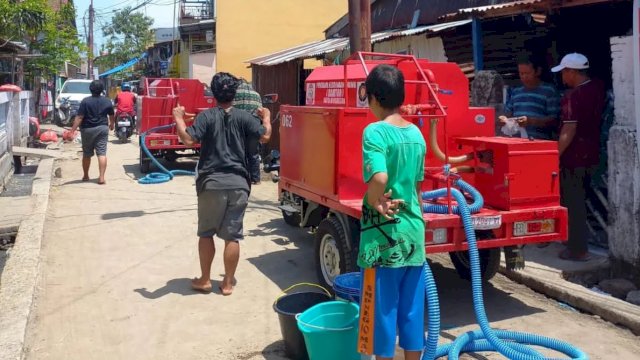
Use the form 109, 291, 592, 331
215, 0, 347, 80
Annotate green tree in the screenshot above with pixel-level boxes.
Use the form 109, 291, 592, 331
27, 4, 85, 75
0, 0, 48, 40
98, 7, 154, 77
0, 1, 83, 75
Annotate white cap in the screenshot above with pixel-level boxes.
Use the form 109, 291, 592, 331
551, 53, 589, 72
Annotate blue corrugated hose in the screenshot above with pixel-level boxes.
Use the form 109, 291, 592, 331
421, 177, 588, 360
138, 124, 196, 184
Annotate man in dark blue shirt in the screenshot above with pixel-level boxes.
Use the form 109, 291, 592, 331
70, 80, 114, 185
502, 55, 561, 140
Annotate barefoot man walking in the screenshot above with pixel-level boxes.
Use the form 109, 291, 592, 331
173, 72, 271, 295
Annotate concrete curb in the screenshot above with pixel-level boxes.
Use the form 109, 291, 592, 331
0, 152, 14, 190
0, 158, 54, 360
499, 265, 640, 335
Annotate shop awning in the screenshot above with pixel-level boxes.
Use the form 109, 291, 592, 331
98, 53, 148, 78
440, 0, 619, 21
247, 20, 472, 66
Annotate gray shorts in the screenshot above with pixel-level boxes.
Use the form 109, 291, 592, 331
197, 189, 249, 241
80, 125, 109, 157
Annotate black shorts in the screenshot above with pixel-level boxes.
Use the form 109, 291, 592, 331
197, 189, 249, 241
80, 125, 109, 157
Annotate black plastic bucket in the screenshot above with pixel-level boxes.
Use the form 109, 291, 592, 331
273, 291, 332, 360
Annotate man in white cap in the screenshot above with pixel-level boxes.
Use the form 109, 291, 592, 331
551, 53, 605, 261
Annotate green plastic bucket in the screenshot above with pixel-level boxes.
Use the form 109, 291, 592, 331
296, 301, 360, 360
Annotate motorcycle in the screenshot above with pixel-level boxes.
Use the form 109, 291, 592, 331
115, 112, 135, 143
55, 97, 78, 127
262, 149, 280, 183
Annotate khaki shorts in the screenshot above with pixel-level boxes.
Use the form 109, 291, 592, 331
197, 189, 249, 241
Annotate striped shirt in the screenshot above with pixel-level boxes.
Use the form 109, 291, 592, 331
505, 83, 561, 139
233, 81, 262, 115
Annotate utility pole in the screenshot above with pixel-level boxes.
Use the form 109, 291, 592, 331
88, 0, 94, 79
348, 0, 371, 54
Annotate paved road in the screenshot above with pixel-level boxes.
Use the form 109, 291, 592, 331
24, 134, 640, 360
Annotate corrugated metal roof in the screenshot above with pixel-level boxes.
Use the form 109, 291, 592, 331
247, 19, 471, 66
441, 0, 549, 20
0, 39, 28, 54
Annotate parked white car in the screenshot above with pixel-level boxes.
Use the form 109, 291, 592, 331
54, 79, 93, 127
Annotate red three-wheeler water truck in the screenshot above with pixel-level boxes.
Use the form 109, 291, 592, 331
137, 78, 216, 173
276, 52, 567, 289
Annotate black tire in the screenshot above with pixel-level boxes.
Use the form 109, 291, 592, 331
282, 210, 301, 227
314, 217, 356, 290
53, 110, 63, 127
164, 150, 178, 163
450, 232, 500, 281
139, 141, 151, 174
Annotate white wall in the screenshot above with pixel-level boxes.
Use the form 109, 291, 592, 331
612, 37, 636, 127
189, 52, 217, 86
0, 92, 10, 157
634, 0, 640, 159
608, 35, 640, 267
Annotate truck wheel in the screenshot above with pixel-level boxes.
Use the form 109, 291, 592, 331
282, 210, 301, 227
139, 145, 151, 174
450, 231, 500, 281
314, 217, 355, 290
164, 150, 178, 162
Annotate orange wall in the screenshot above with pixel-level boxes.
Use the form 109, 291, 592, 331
216, 0, 346, 80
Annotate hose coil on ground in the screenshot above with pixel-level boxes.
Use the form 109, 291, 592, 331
138, 124, 196, 184
421, 178, 588, 360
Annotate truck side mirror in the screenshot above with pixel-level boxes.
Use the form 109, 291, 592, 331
262, 93, 278, 104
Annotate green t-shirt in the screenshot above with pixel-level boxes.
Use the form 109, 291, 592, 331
358, 121, 427, 268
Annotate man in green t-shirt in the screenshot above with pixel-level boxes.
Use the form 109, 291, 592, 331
357, 64, 427, 360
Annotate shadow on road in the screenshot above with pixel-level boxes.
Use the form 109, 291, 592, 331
428, 259, 544, 329
102, 210, 145, 220
109, 139, 131, 145
100, 207, 196, 220
233, 340, 289, 360
60, 179, 102, 186
134, 278, 212, 299
246, 218, 318, 291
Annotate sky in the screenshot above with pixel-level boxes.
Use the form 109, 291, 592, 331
74, 0, 178, 51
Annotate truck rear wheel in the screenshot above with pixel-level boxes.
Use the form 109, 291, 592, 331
450, 231, 500, 281
139, 140, 151, 174
314, 217, 355, 290
282, 210, 301, 227
450, 247, 501, 281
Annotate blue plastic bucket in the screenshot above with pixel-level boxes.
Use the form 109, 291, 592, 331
296, 301, 361, 360
333, 272, 361, 304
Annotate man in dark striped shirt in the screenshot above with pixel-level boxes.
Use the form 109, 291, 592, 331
233, 79, 263, 184
503, 55, 561, 140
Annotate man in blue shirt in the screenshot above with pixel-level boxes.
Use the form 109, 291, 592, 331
502, 55, 561, 140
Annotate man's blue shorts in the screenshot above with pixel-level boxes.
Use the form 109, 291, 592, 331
358, 266, 425, 358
